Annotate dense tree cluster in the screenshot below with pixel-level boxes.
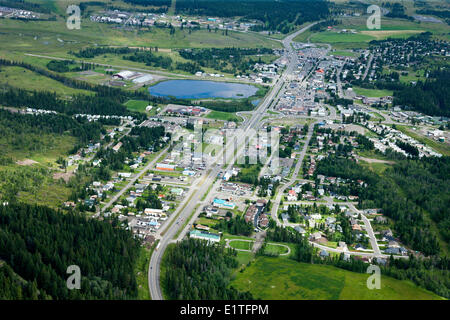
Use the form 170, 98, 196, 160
395, 140, 419, 157
0, 203, 140, 299
199, 98, 256, 113
72, 47, 139, 59
124, 51, 174, 70
179, 47, 273, 75
393, 69, 450, 117
214, 215, 253, 236
162, 239, 253, 299
315, 156, 449, 256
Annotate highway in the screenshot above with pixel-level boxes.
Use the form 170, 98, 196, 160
148, 21, 319, 300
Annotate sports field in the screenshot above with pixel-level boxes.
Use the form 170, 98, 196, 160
231, 257, 443, 300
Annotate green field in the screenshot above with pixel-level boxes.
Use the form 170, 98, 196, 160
353, 86, 393, 98
310, 32, 375, 44
328, 50, 358, 57
231, 257, 444, 300
124, 99, 150, 113
0, 66, 93, 96
396, 125, 450, 157
205, 110, 242, 122
263, 243, 290, 255
229, 240, 253, 251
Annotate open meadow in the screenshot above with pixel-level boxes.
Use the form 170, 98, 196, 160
231, 257, 444, 300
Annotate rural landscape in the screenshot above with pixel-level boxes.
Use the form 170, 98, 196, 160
0, 0, 448, 310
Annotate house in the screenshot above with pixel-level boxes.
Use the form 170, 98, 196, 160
171, 188, 184, 196
310, 232, 322, 241
319, 250, 329, 258
287, 189, 297, 201
352, 223, 362, 231
112, 142, 122, 152
195, 224, 210, 231
294, 226, 306, 235
213, 198, 236, 210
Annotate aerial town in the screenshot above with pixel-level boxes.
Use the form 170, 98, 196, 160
0, 0, 448, 307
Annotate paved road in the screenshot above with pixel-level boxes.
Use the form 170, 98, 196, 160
98, 145, 169, 216
348, 203, 382, 256
362, 53, 373, 81
270, 121, 317, 225
148, 21, 319, 300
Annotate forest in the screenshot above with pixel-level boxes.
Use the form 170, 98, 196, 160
315, 156, 449, 256
393, 69, 450, 117
214, 215, 253, 236
0, 203, 141, 299
178, 47, 273, 75
162, 239, 253, 299
175, 0, 329, 34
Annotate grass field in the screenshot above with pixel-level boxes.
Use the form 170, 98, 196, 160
229, 240, 253, 251
353, 86, 393, 98
231, 257, 444, 300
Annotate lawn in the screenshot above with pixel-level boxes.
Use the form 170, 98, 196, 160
353, 86, 393, 98
231, 257, 443, 300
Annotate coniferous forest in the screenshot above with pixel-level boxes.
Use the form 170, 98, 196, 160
0, 203, 140, 299
162, 239, 253, 300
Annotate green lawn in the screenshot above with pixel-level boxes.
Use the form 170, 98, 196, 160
231, 257, 444, 300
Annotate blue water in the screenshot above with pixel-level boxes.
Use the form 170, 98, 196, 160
148, 80, 258, 99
